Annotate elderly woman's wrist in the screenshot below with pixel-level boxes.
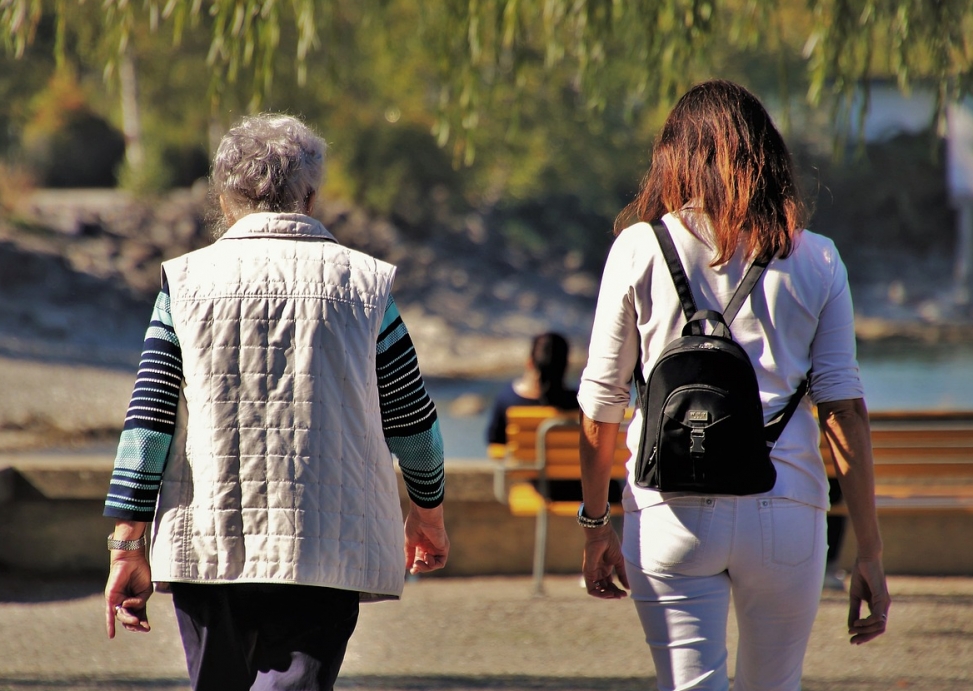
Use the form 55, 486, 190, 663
410, 502, 444, 522
111, 520, 147, 541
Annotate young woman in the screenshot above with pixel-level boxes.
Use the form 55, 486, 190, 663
576, 80, 890, 690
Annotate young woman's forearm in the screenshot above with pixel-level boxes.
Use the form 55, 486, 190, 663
818, 398, 883, 558
579, 413, 620, 514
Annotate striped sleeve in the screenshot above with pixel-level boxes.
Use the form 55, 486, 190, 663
104, 283, 182, 521
377, 296, 445, 508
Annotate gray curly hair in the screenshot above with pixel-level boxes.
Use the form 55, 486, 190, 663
212, 113, 325, 222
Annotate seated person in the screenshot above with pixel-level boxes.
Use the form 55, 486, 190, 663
487, 332, 621, 503
487, 332, 578, 443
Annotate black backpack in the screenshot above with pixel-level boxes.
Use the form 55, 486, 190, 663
633, 221, 808, 495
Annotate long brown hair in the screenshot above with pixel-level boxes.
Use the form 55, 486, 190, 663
616, 80, 808, 264
530, 332, 570, 406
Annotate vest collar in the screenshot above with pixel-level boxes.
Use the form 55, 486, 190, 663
219, 212, 338, 243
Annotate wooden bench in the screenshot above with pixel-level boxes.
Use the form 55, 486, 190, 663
491, 406, 631, 594
821, 410, 973, 513
494, 407, 973, 592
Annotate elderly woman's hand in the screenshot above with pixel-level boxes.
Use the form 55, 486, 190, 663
582, 523, 629, 599
105, 549, 153, 638
404, 503, 450, 574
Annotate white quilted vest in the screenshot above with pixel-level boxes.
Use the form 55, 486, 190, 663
150, 212, 405, 598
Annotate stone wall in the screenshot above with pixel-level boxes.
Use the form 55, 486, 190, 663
1, 457, 971, 578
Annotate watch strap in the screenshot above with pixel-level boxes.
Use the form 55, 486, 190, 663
107, 533, 146, 551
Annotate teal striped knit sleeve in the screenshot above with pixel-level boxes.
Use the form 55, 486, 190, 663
104, 284, 182, 521
377, 296, 445, 508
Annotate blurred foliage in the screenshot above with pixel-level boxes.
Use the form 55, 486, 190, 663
0, 0, 655, 261
344, 123, 466, 232
1, 0, 972, 261
401, 0, 973, 155
116, 141, 175, 195
21, 69, 126, 187
808, 133, 953, 255
3, 1, 973, 141
0, 161, 36, 218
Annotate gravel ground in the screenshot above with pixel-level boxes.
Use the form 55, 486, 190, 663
0, 574, 971, 691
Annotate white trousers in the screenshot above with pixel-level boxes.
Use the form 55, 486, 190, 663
623, 496, 827, 691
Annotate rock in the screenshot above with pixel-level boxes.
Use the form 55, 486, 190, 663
561, 272, 598, 298
448, 393, 487, 417
9, 186, 969, 383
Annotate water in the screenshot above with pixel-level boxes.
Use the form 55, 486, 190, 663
428, 341, 973, 460
855, 341, 973, 412
27, 342, 973, 462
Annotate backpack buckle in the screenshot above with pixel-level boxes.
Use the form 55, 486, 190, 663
689, 427, 706, 455
688, 411, 708, 455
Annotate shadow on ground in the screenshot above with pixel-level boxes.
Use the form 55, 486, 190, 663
0, 679, 187, 691
0, 676, 655, 691
337, 677, 653, 690
1, 674, 966, 691
336, 676, 973, 691
0, 573, 104, 604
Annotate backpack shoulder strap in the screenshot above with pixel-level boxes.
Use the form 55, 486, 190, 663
653, 220, 769, 328
651, 221, 697, 321
764, 375, 810, 443
723, 258, 768, 326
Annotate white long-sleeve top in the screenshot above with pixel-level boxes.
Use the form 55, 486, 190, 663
578, 212, 865, 511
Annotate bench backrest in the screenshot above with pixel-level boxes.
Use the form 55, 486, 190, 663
819, 410, 973, 480
505, 407, 973, 483
504, 406, 630, 480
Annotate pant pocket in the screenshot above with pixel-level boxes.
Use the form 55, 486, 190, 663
757, 498, 819, 568
629, 497, 716, 572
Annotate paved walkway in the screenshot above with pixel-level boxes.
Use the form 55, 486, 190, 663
1, 573, 971, 690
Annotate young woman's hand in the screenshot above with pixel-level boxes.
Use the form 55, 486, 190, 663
847, 555, 890, 645
582, 524, 629, 599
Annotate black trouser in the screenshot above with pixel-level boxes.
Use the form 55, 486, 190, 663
827, 478, 847, 564
170, 582, 360, 691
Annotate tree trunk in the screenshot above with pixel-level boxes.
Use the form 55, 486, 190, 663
118, 47, 144, 171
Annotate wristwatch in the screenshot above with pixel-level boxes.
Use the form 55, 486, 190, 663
576, 502, 612, 528
107, 533, 147, 551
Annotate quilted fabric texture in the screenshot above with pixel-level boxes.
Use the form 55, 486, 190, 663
151, 213, 406, 598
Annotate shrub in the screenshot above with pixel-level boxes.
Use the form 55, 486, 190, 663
0, 161, 37, 218
21, 71, 126, 188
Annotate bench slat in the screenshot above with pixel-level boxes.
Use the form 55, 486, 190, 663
499, 465, 628, 480
507, 482, 625, 518
869, 430, 973, 443
506, 448, 629, 465
873, 495, 973, 512
500, 407, 973, 507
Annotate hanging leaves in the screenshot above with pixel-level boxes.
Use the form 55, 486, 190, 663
2, 0, 973, 153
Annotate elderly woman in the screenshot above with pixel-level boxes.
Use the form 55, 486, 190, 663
577, 81, 890, 690
103, 114, 449, 691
